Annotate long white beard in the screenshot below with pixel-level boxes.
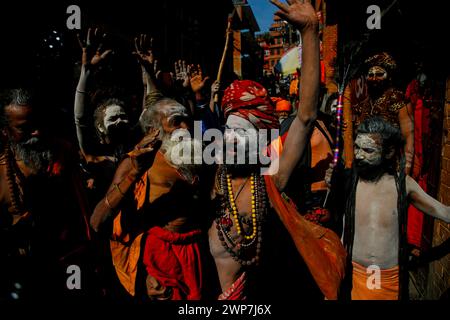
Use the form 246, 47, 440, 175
160, 129, 203, 182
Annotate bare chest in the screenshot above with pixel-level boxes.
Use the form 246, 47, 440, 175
355, 179, 399, 229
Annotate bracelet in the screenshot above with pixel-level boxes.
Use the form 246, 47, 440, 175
113, 183, 125, 197
76, 89, 87, 94
105, 194, 114, 211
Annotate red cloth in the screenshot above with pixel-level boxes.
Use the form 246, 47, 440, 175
218, 272, 247, 300
221, 80, 279, 129
143, 226, 203, 300
405, 79, 430, 249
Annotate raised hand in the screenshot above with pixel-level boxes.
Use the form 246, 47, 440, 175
128, 128, 161, 174
77, 28, 112, 69
133, 34, 160, 78
174, 60, 191, 88
270, 0, 319, 32
189, 64, 210, 93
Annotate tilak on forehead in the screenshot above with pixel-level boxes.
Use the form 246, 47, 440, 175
221, 80, 279, 130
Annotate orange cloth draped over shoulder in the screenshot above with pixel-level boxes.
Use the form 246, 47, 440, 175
351, 261, 399, 300
110, 151, 187, 296
264, 175, 347, 300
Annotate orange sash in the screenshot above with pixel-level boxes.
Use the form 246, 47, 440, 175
351, 261, 399, 300
264, 175, 347, 300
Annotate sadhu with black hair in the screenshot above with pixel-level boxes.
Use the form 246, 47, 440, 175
327, 116, 450, 300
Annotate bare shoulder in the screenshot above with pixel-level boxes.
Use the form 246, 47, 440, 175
405, 175, 420, 194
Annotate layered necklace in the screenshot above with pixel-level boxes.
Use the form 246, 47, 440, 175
215, 166, 267, 266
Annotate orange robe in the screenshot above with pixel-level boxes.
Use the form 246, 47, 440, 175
110, 151, 202, 298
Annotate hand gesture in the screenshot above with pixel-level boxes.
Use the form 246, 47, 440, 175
174, 60, 191, 88
133, 34, 160, 80
189, 65, 210, 93
128, 128, 161, 174
270, 0, 319, 32
77, 28, 112, 69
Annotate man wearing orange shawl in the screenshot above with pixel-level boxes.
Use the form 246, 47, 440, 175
209, 0, 346, 301
90, 98, 207, 300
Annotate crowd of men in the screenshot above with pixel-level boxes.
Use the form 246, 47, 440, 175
0, 0, 449, 302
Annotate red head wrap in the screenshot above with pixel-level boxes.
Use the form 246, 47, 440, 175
221, 80, 279, 129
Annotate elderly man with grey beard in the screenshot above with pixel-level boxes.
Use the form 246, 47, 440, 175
0, 89, 91, 302
91, 97, 210, 300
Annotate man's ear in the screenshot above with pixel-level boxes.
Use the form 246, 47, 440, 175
97, 125, 105, 134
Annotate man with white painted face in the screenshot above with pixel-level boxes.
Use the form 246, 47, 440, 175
352, 52, 415, 175
208, 0, 347, 301
0, 89, 91, 302
74, 29, 142, 205
327, 116, 450, 300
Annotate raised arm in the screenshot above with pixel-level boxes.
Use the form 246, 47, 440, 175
90, 129, 161, 232
270, 0, 320, 191
174, 60, 196, 115
74, 28, 112, 158
133, 34, 163, 110
190, 64, 210, 105
407, 176, 450, 223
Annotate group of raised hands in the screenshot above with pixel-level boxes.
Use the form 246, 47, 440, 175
77, 28, 219, 100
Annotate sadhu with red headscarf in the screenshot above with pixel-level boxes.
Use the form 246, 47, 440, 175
208, 0, 346, 301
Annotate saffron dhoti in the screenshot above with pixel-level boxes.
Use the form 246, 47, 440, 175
351, 261, 399, 300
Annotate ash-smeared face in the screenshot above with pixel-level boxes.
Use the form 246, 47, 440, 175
367, 66, 388, 82
366, 66, 388, 93
224, 114, 259, 166
103, 104, 130, 136
354, 133, 383, 168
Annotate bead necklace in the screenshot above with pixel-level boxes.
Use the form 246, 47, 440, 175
215, 166, 267, 266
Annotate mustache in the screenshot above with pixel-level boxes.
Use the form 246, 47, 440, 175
21, 137, 41, 146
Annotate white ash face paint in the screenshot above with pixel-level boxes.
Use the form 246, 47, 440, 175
354, 133, 383, 167
367, 66, 388, 82
224, 115, 259, 165
103, 105, 129, 133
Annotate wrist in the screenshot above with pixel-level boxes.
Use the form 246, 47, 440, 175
298, 23, 319, 35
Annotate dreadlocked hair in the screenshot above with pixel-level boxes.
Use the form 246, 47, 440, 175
396, 155, 409, 300
342, 116, 409, 299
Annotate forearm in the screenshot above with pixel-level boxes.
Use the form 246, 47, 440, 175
408, 176, 450, 224
404, 135, 414, 175
297, 29, 319, 124
90, 157, 140, 232
74, 66, 92, 155
274, 27, 319, 191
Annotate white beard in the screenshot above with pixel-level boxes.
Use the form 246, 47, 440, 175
160, 129, 203, 182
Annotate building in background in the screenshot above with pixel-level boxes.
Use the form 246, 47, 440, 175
256, 14, 299, 75
231, 0, 263, 80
